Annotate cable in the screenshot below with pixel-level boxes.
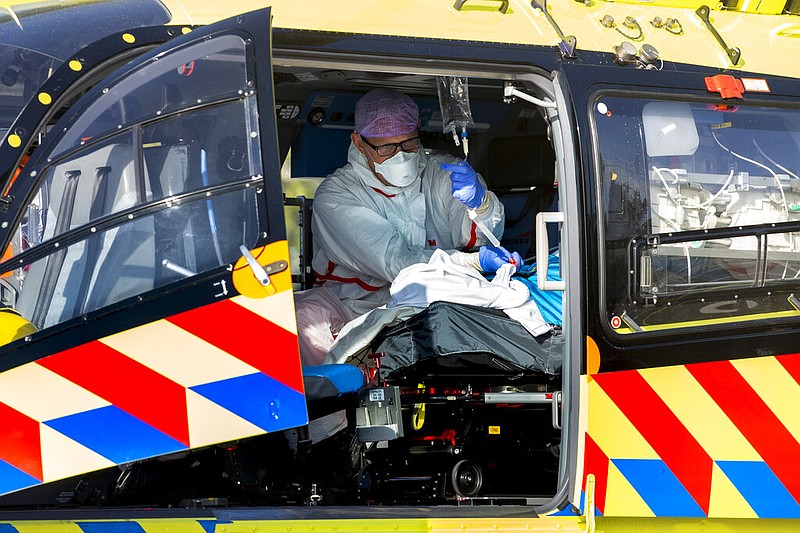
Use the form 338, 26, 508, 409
753, 139, 800, 180
711, 129, 788, 217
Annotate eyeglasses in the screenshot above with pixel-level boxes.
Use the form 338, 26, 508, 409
360, 135, 421, 158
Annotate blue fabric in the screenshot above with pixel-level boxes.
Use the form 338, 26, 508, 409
303, 364, 364, 395
512, 253, 563, 326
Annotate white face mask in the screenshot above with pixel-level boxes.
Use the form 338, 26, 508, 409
372, 150, 421, 188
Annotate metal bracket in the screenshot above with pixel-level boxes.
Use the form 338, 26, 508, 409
695, 5, 741, 66
454, 0, 509, 13
0, 195, 13, 213
789, 293, 800, 312
239, 244, 288, 287
531, 0, 577, 58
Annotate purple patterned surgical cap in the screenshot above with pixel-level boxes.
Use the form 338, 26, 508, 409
354, 89, 419, 138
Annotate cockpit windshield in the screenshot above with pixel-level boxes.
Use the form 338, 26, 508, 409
0, 0, 170, 139
595, 95, 800, 334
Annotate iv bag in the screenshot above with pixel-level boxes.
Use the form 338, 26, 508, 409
436, 76, 474, 136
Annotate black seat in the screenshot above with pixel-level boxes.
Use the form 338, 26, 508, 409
486, 135, 557, 258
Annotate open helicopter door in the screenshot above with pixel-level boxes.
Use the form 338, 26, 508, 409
0, 8, 305, 499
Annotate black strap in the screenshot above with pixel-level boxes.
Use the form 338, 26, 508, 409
32, 169, 81, 327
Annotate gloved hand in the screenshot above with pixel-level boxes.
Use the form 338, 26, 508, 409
478, 245, 524, 273
441, 161, 485, 210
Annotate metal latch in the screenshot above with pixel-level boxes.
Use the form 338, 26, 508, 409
238, 244, 287, 287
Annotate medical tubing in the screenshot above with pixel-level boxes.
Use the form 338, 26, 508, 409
201, 149, 224, 265
711, 130, 788, 216
753, 139, 800, 181
698, 168, 734, 210
468, 207, 501, 248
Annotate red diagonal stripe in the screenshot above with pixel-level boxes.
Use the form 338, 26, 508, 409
39, 342, 189, 446
593, 370, 712, 514
583, 433, 609, 515
776, 352, 800, 386
167, 299, 303, 393
0, 401, 42, 480
687, 359, 800, 504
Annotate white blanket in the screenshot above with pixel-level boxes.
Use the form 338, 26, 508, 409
324, 250, 551, 365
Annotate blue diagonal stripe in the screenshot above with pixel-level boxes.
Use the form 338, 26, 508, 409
613, 458, 705, 517
717, 461, 800, 518
191, 372, 308, 432
76, 523, 146, 533
0, 522, 22, 533
197, 519, 232, 533
44, 405, 185, 464
0, 459, 40, 496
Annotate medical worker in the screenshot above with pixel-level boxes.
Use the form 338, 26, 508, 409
296, 88, 520, 365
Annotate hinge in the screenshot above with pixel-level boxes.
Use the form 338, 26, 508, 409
0, 195, 14, 213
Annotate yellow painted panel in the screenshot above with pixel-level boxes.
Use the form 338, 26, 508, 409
708, 462, 757, 518
603, 460, 655, 517
595, 517, 800, 531
587, 379, 658, 459
232, 241, 293, 298
573, 377, 590, 505
9, 522, 85, 533
738, 0, 787, 14
731, 356, 800, 443
137, 519, 209, 533
216, 517, 586, 532
640, 364, 760, 461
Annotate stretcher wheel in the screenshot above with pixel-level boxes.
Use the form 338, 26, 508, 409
450, 460, 483, 497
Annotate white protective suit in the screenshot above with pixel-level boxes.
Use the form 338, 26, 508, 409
311, 141, 505, 316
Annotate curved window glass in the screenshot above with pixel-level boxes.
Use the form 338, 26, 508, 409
51, 34, 250, 159
595, 96, 800, 334
16, 98, 260, 250
14, 188, 260, 329
0, 0, 171, 136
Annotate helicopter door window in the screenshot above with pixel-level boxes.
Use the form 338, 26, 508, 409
594, 96, 800, 335
0, 24, 266, 333
6, 96, 263, 330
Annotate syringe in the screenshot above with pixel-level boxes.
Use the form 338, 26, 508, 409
468, 208, 500, 248
468, 207, 517, 268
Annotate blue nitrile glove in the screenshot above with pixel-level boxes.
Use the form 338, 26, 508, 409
441, 161, 485, 209
478, 245, 524, 272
